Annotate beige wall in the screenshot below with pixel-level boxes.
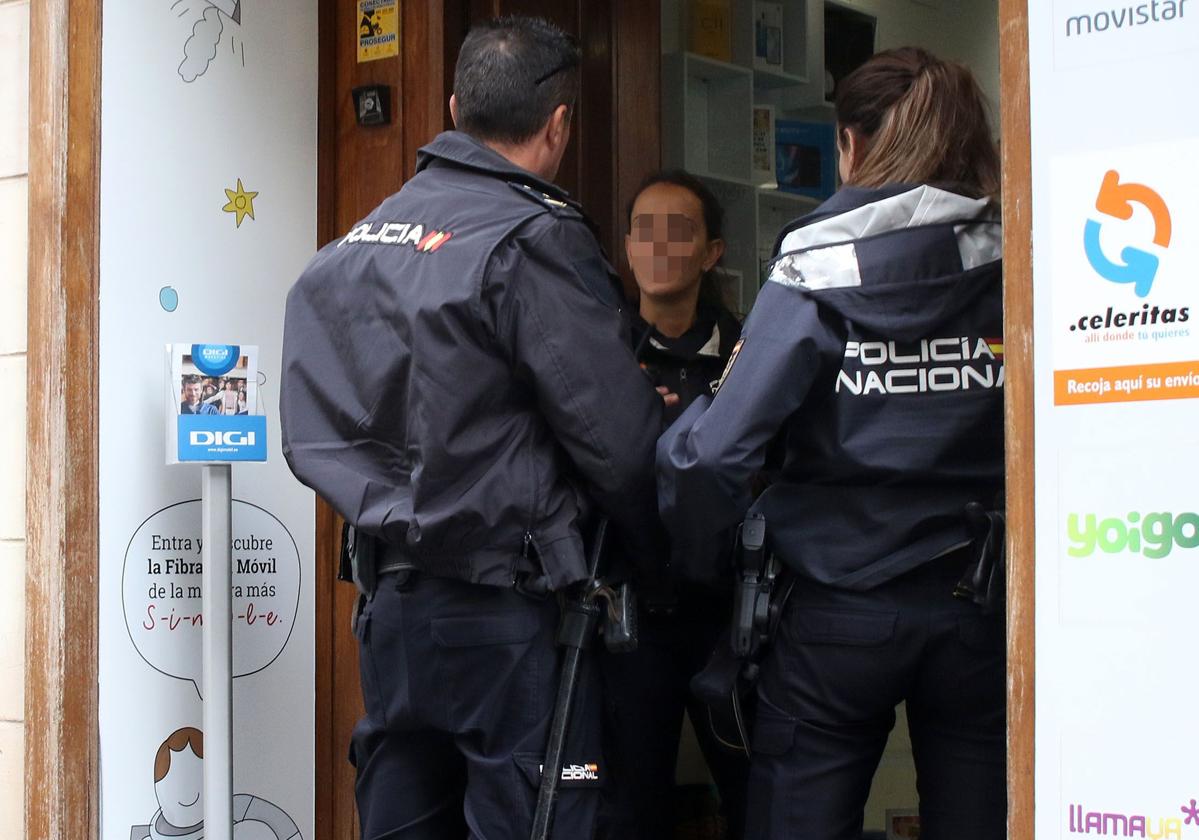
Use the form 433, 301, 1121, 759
0, 0, 28, 836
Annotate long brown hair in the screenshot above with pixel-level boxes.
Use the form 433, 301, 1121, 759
834, 47, 999, 198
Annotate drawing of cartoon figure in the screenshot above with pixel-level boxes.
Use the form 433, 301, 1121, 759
176, 0, 245, 83
130, 727, 302, 840
360, 9, 382, 37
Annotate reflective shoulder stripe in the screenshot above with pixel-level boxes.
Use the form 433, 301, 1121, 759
956, 222, 1003, 270
777, 185, 994, 254
769, 243, 862, 290
768, 186, 1002, 291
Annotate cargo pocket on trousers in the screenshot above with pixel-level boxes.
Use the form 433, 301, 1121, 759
790, 607, 897, 647
957, 613, 1005, 653
431, 612, 541, 647
356, 609, 385, 720
750, 712, 798, 757
432, 611, 544, 731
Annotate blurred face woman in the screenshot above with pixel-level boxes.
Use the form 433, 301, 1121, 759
625, 178, 725, 338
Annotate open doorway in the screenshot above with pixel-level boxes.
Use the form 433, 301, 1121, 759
310, 3, 1025, 840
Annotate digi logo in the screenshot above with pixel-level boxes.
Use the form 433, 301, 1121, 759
1083, 169, 1172, 298
189, 430, 256, 447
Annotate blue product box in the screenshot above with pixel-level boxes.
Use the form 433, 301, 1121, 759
775, 119, 837, 200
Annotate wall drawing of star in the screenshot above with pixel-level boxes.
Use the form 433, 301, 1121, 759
223, 179, 259, 228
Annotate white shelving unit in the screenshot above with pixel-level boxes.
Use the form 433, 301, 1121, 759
661, 52, 754, 184
732, 0, 811, 83
661, 0, 839, 311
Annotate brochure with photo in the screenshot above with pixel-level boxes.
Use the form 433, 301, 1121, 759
166, 343, 266, 464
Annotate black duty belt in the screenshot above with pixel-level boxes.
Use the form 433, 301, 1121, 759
340, 523, 415, 600
377, 544, 418, 577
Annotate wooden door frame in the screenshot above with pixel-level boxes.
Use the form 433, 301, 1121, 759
24, 2, 1034, 838
26, 0, 103, 836
998, 1, 1034, 837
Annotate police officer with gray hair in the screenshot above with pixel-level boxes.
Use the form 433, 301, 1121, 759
280, 16, 662, 840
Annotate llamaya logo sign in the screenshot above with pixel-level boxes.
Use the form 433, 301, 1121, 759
1066, 797, 1199, 837
1066, 511, 1199, 558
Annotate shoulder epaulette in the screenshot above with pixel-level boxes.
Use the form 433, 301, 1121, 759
507, 181, 580, 215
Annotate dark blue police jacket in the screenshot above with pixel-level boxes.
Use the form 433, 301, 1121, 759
658, 184, 1004, 590
280, 131, 661, 590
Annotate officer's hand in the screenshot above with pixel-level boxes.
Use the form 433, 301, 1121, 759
656, 386, 680, 408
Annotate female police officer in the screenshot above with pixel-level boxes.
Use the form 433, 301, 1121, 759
657, 47, 1005, 839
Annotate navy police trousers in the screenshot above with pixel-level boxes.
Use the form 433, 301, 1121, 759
599, 588, 750, 839
745, 556, 1006, 840
350, 573, 603, 840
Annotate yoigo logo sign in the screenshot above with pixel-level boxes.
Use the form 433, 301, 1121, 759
1083, 170, 1172, 298
1066, 510, 1199, 559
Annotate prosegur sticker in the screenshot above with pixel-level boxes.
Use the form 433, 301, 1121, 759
357, 0, 399, 63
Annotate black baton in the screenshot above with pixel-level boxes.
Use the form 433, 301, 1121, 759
530, 519, 608, 840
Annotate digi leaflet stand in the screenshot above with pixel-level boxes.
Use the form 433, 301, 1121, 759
167, 343, 267, 840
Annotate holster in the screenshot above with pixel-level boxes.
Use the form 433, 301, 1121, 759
954, 502, 1007, 614
731, 513, 779, 659
340, 521, 378, 599
339, 522, 375, 635
691, 512, 793, 756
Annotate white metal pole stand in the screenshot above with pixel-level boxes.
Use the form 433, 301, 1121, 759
202, 463, 235, 840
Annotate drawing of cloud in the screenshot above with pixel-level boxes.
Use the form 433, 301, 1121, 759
178, 6, 224, 83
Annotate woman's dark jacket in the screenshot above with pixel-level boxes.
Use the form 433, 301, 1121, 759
633, 303, 742, 595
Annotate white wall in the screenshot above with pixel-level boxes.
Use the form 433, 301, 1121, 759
0, 1, 28, 837
842, 0, 1002, 125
